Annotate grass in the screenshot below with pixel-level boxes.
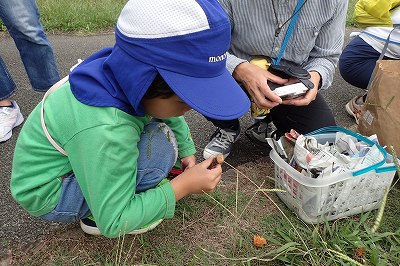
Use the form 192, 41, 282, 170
0, 0, 126, 33
4, 0, 399, 265
37, 0, 126, 33
347, 0, 358, 27
4, 156, 400, 265
0, 0, 358, 33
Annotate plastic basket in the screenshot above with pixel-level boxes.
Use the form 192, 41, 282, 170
270, 126, 397, 224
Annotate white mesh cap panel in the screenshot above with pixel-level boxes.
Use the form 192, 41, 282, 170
117, 0, 210, 38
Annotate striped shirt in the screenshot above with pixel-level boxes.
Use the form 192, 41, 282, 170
219, 0, 348, 90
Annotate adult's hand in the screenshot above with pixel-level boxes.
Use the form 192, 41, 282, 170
233, 62, 287, 109
282, 71, 320, 106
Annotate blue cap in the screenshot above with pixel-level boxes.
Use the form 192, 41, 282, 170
70, 0, 250, 120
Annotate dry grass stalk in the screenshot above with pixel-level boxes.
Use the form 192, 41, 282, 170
371, 189, 388, 234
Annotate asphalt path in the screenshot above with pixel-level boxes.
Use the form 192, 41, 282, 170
0, 28, 364, 254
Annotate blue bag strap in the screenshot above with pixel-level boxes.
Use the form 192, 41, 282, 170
272, 0, 306, 65
305, 126, 387, 176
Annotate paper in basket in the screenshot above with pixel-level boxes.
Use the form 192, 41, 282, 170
268, 126, 397, 224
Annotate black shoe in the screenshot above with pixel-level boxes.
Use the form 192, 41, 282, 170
245, 120, 279, 149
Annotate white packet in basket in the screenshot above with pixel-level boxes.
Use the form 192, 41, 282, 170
353, 145, 384, 170
335, 132, 359, 156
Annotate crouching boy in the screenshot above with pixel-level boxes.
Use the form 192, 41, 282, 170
10, 0, 250, 237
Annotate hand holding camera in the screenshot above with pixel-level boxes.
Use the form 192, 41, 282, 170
233, 60, 317, 109
267, 64, 314, 100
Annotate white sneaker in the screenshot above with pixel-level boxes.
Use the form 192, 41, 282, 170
80, 216, 163, 236
0, 101, 24, 142
345, 95, 365, 124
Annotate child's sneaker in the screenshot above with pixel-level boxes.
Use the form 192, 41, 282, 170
80, 178, 167, 235
0, 101, 24, 142
80, 216, 101, 235
80, 216, 163, 236
345, 95, 365, 124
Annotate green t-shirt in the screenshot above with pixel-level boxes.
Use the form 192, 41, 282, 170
11, 82, 196, 237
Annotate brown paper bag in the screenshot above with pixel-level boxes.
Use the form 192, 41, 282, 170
358, 60, 400, 155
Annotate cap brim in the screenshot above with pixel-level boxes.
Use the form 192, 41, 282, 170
158, 68, 250, 120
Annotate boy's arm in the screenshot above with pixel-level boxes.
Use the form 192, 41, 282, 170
65, 124, 176, 238
162, 116, 196, 158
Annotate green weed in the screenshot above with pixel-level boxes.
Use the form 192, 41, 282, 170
0, 0, 358, 33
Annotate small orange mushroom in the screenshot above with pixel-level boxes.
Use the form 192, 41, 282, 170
209, 154, 225, 169
354, 247, 366, 258
253, 234, 267, 248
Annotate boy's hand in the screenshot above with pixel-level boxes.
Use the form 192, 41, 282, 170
180, 155, 196, 171
170, 157, 222, 200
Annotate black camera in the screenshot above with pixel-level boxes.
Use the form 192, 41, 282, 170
267, 64, 314, 100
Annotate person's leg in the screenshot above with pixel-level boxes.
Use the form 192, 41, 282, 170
339, 36, 392, 123
135, 121, 178, 192
0, 57, 16, 102
40, 172, 91, 222
81, 121, 176, 234
203, 117, 241, 159
0, 0, 60, 91
205, 117, 240, 130
270, 93, 336, 135
0, 57, 23, 142
338, 36, 381, 90
203, 82, 249, 158
42, 122, 177, 236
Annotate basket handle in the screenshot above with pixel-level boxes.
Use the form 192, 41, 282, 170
305, 126, 387, 176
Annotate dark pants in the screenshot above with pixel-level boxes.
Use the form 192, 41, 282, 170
206, 92, 336, 135
339, 36, 390, 90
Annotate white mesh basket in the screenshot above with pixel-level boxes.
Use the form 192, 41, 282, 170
270, 127, 397, 224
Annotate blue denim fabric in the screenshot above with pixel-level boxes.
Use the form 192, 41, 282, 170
0, 57, 15, 100
135, 122, 178, 192
40, 173, 91, 222
339, 36, 390, 90
0, 0, 60, 99
41, 122, 178, 223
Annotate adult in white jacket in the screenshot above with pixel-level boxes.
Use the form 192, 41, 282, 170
339, 0, 400, 124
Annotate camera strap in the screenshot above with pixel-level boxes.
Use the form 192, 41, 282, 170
272, 0, 306, 65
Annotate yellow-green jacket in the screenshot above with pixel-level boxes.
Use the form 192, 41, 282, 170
354, 0, 400, 27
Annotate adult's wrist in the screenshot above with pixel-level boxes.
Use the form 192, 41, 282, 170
232, 61, 250, 82
309, 71, 322, 90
